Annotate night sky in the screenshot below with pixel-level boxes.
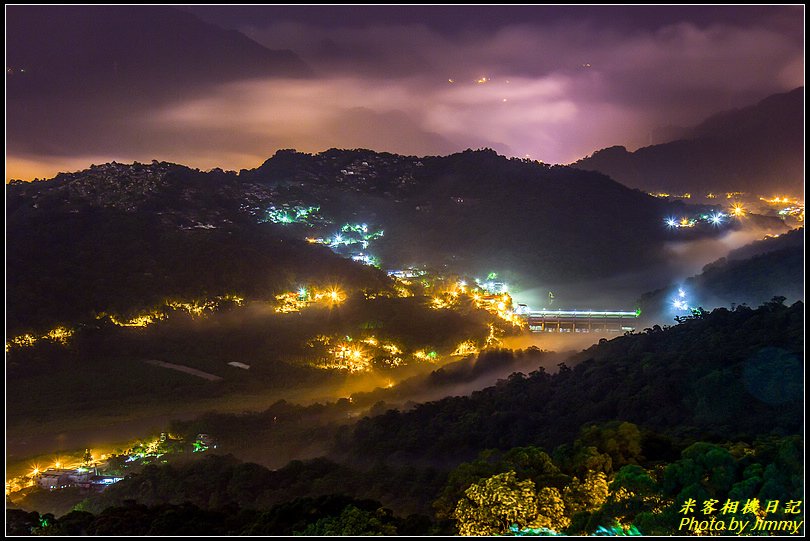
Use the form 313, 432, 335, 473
5, 5, 804, 181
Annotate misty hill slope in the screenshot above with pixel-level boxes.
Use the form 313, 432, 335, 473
725, 225, 804, 261
335, 299, 803, 465
638, 228, 805, 317
16, 301, 801, 528
573, 87, 804, 195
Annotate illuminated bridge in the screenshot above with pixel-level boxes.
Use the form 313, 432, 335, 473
520, 309, 640, 333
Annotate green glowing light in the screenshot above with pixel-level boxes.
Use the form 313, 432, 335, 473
263, 205, 320, 225
192, 442, 208, 453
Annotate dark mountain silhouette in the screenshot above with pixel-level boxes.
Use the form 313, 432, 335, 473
243, 148, 758, 281
6, 149, 787, 333
573, 87, 804, 195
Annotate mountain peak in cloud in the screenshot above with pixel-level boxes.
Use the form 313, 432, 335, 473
573, 87, 804, 195
6, 5, 311, 100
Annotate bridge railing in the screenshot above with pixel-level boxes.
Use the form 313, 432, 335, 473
520, 309, 639, 333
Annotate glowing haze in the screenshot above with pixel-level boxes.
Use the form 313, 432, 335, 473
5, 5, 804, 181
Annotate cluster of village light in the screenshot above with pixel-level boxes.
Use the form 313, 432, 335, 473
164, 298, 233, 318
452, 340, 479, 357
8, 267, 523, 377
388, 270, 525, 328
5, 326, 73, 352
263, 205, 386, 268
261, 204, 322, 225
306, 222, 385, 268
101, 295, 245, 325
257, 197, 387, 269
107, 311, 166, 327
760, 195, 804, 222
649, 192, 693, 199
664, 203, 747, 230
304, 324, 502, 374
274, 286, 346, 313
663, 193, 804, 231
124, 435, 170, 463
306, 334, 409, 372
705, 192, 745, 200
295, 272, 521, 372
671, 287, 703, 316
6, 449, 118, 496
307, 330, 501, 373
652, 191, 750, 201
6, 433, 215, 497
468, 273, 525, 327
6, 295, 245, 351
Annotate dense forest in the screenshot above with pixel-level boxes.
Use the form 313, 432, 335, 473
334, 298, 802, 464
9, 432, 802, 535
9, 299, 802, 535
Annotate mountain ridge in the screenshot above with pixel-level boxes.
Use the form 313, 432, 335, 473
7, 147, 790, 333
573, 87, 804, 195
